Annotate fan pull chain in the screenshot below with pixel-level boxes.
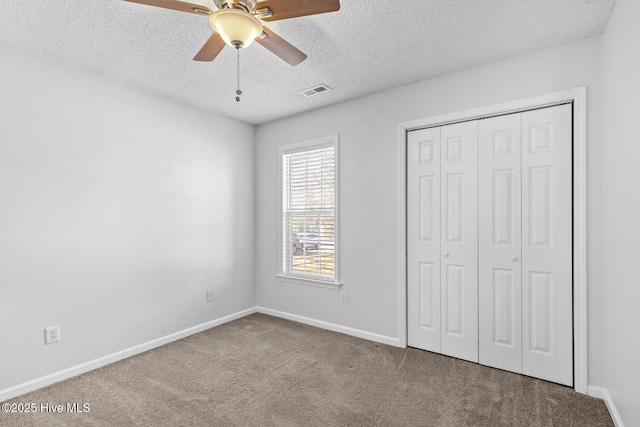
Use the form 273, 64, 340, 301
235, 48, 242, 102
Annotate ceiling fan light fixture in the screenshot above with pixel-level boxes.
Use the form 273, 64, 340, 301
209, 9, 263, 48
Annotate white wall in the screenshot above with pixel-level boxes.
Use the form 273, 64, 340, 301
256, 36, 605, 387
601, 0, 640, 425
0, 42, 256, 392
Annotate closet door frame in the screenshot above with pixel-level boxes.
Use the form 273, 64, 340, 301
397, 87, 588, 394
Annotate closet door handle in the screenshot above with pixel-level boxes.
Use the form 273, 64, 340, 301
510, 255, 518, 262
443, 252, 449, 258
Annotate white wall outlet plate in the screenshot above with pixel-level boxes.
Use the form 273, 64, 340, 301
207, 290, 215, 302
340, 292, 348, 304
45, 325, 60, 344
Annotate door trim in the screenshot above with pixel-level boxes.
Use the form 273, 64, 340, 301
396, 87, 588, 394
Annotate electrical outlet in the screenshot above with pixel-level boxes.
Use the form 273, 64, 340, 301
340, 292, 348, 305
207, 290, 215, 302
44, 325, 60, 345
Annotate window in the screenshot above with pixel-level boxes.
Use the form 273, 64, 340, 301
279, 136, 339, 287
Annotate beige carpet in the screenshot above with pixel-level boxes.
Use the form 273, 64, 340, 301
1, 313, 612, 426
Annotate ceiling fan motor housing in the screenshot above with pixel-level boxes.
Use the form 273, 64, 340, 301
214, 0, 258, 13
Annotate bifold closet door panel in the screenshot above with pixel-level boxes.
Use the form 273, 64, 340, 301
478, 113, 523, 374
408, 104, 573, 385
440, 120, 478, 363
407, 127, 442, 352
521, 104, 573, 386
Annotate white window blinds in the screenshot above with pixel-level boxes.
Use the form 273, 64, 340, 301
282, 142, 336, 281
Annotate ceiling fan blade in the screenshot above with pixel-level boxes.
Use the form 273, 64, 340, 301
256, 27, 307, 66
123, 0, 212, 15
193, 33, 226, 62
255, 0, 340, 22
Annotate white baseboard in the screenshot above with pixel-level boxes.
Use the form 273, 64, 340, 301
256, 306, 401, 347
588, 386, 624, 427
0, 307, 257, 402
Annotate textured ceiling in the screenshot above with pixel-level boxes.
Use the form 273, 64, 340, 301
0, 0, 615, 125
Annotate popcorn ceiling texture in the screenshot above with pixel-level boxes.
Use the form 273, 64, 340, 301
0, 0, 615, 125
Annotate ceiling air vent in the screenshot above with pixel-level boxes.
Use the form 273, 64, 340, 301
299, 84, 331, 98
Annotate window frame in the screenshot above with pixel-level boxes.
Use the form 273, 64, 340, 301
276, 135, 341, 289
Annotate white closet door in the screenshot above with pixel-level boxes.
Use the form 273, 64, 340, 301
407, 127, 441, 352
521, 104, 573, 386
478, 113, 523, 373
440, 121, 478, 363
407, 104, 572, 385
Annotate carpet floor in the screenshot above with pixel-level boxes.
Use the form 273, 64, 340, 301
1, 313, 613, 426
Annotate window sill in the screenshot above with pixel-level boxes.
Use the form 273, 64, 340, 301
276, 274, 342, 289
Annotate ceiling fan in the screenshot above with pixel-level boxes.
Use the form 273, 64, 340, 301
124, 0, 341, 66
